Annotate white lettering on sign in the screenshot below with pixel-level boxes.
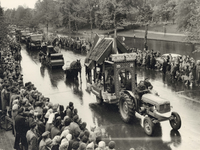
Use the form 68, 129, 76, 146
117, 65, 121, 68
130, 63, 134, 67
111, 53, 137, 62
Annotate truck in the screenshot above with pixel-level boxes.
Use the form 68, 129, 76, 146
39, 45, 64, 68
84, 35, 181, 136
27, 34, 43, 50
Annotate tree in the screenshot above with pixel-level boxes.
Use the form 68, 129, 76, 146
151, 0, 177, 23
0, 6, 9, 47
60, 0, 88, 35
176, 0, 200, 43
137, 2, 153, 50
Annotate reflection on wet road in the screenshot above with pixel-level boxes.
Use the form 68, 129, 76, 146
20, 45, 200, 150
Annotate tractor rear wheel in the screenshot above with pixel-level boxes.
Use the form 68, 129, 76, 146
169, 112, 181, 130
143, 116, 154, 136
119, 92, 135, 123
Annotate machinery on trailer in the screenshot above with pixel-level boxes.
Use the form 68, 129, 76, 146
85, 35, 181, 135
39, 45, 64, 68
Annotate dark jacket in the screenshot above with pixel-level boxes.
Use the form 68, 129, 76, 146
15, 113, 28, 134
51, 126, 61, 139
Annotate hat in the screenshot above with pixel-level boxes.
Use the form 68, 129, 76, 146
59, 139, 69, 150
86, 142, 94, 150
29, 110, 34, 115
12, 104, 19, 111
52, 135, 61, 145
61, 129, 69, 139
108, 141, 116, 149
81, 135, 88, 143
45, 138, 52, 146
66, 134, 72, 141
98, 141, 106, 149
69, 102, 73, 107
72, 141, 79, 150
53, 104, 59, 112
79, 143, 87, 150
73, 115, 79, 122
84, 130, 90, 137
56, 116, 61, 120
13, 99, 19, 105
42, 131, 50, 137
30, 122, 37, 129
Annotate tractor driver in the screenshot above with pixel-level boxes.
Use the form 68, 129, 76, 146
135, 80, 150, 110
144, 78, 153, 90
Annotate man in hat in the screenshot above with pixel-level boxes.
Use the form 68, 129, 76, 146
14, 107, 28, 150
26, 122, 39, 150
9, 88, 21, 110
144, 78, 153, 90
135, 80, 150, 111
64, 102, 74, 119
39, 131, 50, 150
1, 84, 9, 113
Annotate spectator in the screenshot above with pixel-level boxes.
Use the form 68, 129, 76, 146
26, 122, 39, 150
39, 131, 50, 150
14, 107, 28, 150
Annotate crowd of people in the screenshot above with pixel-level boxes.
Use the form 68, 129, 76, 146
128, 47, 200, 87
0, 43, 117, 150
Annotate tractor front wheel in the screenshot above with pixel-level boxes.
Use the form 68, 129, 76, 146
169, 112, 181, 130
143, 116, 154, 136
119, 92, 135, 123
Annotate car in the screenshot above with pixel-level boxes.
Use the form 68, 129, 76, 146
20, 31, 32, 43
161, 53, 182, 61
155, 53, 182, 69
27, 34, 43, 50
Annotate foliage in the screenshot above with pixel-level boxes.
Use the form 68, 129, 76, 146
3, 0, 200, 44
0, 6, 9, 47
96, 0, 138, 30
151, 0, 177, 23
176, 0, 200, 43
137, 4, 153, 24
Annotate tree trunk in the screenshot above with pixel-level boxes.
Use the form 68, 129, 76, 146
68, 12, 71, 37
144, 24, 148, 50
113, 12, 117, 54
90, 9, 93, 41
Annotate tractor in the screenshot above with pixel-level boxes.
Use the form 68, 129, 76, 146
85, 53, 181, 136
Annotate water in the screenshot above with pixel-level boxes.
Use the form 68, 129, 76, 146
120, 36, 200, 60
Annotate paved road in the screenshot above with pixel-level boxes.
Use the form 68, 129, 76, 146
19, 45, 200, 150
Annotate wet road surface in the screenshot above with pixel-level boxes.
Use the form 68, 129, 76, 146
20, 45, 200, 150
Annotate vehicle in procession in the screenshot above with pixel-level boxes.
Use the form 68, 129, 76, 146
39, 45, 64, 68
27, 34, 43, 50
84, 33, 181, 136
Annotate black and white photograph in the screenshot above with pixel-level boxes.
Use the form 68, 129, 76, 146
0, 0, 199, 150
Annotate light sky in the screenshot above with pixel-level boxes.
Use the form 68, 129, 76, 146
1, 0, 37, 9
